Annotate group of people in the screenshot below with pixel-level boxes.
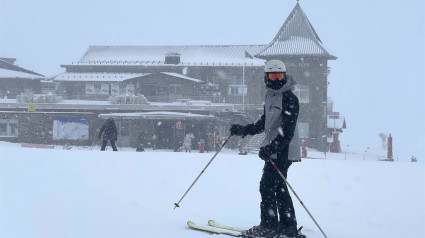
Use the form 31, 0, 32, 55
97, 59, 305, 237
97, 121, 225, 153
175, 132, 223, 153
97, 118, 157, 152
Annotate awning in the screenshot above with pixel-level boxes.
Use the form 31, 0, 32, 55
98, 111, 216, 120
53, 72, 150, 82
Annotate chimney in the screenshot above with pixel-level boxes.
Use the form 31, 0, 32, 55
165, 52, 181, 64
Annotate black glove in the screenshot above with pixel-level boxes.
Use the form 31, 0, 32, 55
230, 124, 246, 137
258, 145, 274, 161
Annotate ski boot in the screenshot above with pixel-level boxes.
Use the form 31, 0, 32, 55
274, 226, 306, 238
242, 225, 279, 238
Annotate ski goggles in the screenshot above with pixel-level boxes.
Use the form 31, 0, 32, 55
266, 72, 285, 80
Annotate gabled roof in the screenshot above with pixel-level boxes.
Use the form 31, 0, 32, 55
61, 3, 336, 71
256, 3, 336, 59
0, 68, 44, 80
0, 58, 44, 79
53, 72, 203, 83
72, 45, 266, 67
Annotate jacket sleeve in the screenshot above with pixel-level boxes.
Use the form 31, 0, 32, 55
243, 108, 265, 136
267, 93, 299, 155
112, 124, 118, 141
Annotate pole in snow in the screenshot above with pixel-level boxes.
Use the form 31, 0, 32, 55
174, 135, 232, 209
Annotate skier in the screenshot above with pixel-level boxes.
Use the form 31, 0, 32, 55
207, 133, 214, 153
184, 132, 194, 152
238, 137, 247, 155
136, 131, 146, 152
98, 117, 118, 151
229, 60, 304, 238
214, 133, 222, 151
152, 134, 157, 150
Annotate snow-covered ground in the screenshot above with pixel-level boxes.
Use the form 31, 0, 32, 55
0, 142, 424, 238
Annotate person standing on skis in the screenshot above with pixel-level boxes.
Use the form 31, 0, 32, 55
98, 117, 118, 151
230, 60, 304, 238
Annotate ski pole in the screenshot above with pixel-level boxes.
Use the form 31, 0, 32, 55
268, 159, 328, 238
174, 135, 232, 209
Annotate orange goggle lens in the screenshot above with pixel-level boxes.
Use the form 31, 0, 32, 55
267, 73, 285, 80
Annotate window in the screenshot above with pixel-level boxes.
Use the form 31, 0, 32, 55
169, 84, 182, 94
86, 83, 109, 95
297, 122, 309, 139
228, 85, 247, 95
116, 121, 130, 136
293, 84, 309, 103
0, 119, 18, 137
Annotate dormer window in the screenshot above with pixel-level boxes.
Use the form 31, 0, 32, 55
165, 52, 181, 64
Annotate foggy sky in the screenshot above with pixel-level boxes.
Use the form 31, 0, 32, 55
0, 0, 424, 160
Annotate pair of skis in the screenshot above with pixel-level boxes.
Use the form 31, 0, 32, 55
187, 220, 244, 237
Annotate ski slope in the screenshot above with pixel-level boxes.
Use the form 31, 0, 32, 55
0, 143, 424, 238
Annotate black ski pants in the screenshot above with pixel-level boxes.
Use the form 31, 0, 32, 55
101, 139, 118, 151
259, 161, 297, 232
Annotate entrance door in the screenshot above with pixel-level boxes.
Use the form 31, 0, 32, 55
116, 120, 131, 147
154, 121, 174, 149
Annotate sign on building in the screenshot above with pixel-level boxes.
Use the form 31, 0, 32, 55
28, 104, 36, 112
52, 117, 89, 140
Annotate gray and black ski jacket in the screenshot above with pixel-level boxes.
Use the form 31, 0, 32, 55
243, 76, 300, 163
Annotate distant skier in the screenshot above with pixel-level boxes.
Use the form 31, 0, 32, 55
152, 134, 157, 150
184, 133, 194, 152
238, 138, 247, 155
229, 60, 304, 238
207, 133, 214, 153
214, 133, 222, 151
136, 131, 146, 152
98, 117, 118, 151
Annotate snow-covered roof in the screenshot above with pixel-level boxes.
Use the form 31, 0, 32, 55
98, 111, 216, 120
57, 4, 337, 70
256, 3, 336, 59
70, 45, 267, 67
53, 72, 203, 83
160, 72, 203, 83
0, 99, 238, 112
0, 68, 44, 80
0, 58, 44, 78
53, 72, 151, 82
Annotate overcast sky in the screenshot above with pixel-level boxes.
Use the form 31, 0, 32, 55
0, 0, 424, 160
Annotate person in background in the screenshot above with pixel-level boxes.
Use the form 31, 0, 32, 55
238, 137, 247, 155
207, 133, 214, 153
184, 132, 194, 152
136, 131, 146, 152
98, 118, 118, 151
214, 132, 222, 151
152, 134, 157, 150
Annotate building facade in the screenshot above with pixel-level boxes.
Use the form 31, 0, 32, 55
0, 3, 340, 151
0, 58, 45, 99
